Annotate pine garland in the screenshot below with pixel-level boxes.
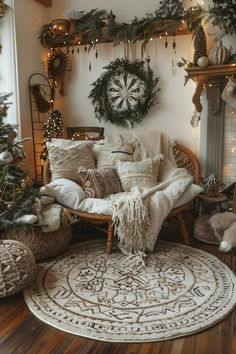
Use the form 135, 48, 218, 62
40, 6, 204, 48
88, 58, 160, 128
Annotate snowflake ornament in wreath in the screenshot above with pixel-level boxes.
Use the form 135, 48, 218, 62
89, 58, 160, 128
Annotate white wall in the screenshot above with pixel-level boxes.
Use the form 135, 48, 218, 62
13, 0, 46, 177
44, 0, 199, 153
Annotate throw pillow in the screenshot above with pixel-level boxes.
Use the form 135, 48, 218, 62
46, 141, 95, 183
50, 137, 90, 147
45, 178, 86, 210
78, 167, 122, 198
116, 155, 163, 192
94, 142, 134, 169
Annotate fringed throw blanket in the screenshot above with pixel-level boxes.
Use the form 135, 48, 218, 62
107, 129, 193, 254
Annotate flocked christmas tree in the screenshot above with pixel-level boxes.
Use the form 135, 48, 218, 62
40, 110, 63, 161
0, 93, 41, 233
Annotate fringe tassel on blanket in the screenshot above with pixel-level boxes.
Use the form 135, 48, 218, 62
112, 193, 150, 254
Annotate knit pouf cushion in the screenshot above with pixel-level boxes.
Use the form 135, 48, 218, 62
0, 240, 37, 298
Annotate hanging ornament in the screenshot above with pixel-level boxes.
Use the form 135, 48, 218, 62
0, 151, 13, 164
89, 58, 160, 128
165, 38, 168, 49
20, 176, 33, 190
171, 59, 176, 75
84, 46, 87, 53
173, 38, 176, 53
89, 61, 91, 71
191, 110, 201, 128
7, 130, 17, 144
77, 47, 80, 54
72, 47, 74, 54
95, 48, 98, 59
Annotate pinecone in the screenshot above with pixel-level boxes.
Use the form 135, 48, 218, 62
193, 25, 207, 65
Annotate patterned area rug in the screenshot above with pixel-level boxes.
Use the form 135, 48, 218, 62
24, 240, 236, 342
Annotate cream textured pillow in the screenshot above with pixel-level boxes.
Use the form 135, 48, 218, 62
45, 178, 86, 210
46, 141, 95, 183
50, 137, 91, 147
78, 167, 122, 198
116, 156, 163, 192
94, 142, 134, 169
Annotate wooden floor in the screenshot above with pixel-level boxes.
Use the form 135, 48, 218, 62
0, 213, 235, 354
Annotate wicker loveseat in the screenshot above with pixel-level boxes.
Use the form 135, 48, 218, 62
43, 136, 201, 253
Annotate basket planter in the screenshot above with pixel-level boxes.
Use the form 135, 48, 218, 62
0, 240, 37, 298
0, 226, 72, 262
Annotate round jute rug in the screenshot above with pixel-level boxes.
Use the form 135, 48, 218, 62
24, 240, 236, 342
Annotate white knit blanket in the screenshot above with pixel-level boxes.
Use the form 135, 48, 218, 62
107, 129, 193, 254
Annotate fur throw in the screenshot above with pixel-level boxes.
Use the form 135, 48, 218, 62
210, 212, 236, 252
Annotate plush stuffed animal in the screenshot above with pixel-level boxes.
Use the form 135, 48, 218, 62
209, 212, 236, 252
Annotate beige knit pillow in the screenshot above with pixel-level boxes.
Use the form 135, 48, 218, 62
94, 142, 134, 169
78, 167, 122, 198
115, 155, 163, 192
46, 141, 95, 183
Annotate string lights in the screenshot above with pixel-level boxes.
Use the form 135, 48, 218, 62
40, 110, 64, 162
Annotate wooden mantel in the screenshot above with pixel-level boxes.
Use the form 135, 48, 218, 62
35, 0, 52, 7
185, 64, 236, 113
186, 63, 236, 181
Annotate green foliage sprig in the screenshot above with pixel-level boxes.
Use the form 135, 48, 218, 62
208, 0, 236, 35
88, 58, 160, 128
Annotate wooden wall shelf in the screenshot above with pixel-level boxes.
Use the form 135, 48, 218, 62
35, 0, 52, 7
43, 19, 192, 48
186, 64, 236, 82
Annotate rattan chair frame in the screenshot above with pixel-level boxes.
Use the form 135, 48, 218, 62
43, 140, 201, 253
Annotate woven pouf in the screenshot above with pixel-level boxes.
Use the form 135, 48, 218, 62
1, 226, 72, 263
194, 215, 220, 245
0, 240, 37, 298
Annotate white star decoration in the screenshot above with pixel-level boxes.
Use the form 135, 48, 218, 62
107, 72, 146, 111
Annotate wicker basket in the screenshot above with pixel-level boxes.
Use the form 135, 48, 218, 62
1, 225, 72, 262
0, 240, 37, 298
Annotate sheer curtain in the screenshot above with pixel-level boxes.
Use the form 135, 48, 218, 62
0, 0, 20, 131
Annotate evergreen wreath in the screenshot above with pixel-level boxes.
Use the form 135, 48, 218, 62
88, 58, 160, 128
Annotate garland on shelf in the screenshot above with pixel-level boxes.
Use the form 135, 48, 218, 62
208, 0, 236, 35
88, 58, 160, 128
40, 5, 204, 48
